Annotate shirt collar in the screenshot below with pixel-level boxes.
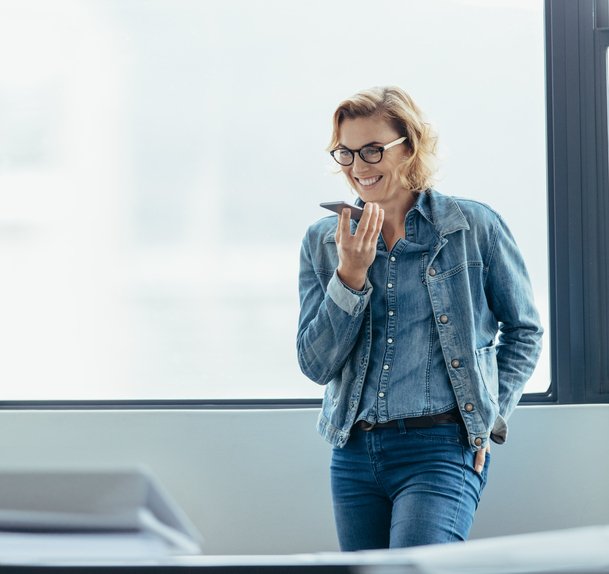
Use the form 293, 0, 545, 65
413, 190, 433, 225
355, 189, 469, 237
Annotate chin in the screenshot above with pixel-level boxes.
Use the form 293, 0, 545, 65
358, 190, 386, 203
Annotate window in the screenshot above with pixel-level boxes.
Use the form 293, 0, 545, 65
541, 0, 609, 404
0, 1, 552, 402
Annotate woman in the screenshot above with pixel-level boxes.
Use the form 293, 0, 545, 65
296, 86, 543, 550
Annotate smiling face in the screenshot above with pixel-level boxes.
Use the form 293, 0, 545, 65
337, 115, 410, 209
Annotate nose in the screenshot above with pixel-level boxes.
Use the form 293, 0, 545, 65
351, 153, 371, 173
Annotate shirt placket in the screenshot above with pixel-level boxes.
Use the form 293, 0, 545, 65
375, 247, 401, 422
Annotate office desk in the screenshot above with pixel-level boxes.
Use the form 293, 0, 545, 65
1, 524, 608, 574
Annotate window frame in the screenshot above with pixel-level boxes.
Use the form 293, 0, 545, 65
1, 0, 608, 410
522, 0, 609, 406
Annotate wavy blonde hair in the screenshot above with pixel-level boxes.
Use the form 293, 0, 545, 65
328, 86, 438, 192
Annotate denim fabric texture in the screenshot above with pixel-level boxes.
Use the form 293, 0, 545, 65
297, 189, 543, 451
330, 422, 490, 550
357, 191, 457, 423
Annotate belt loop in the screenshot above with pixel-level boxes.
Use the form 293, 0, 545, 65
397, 418, 408, 434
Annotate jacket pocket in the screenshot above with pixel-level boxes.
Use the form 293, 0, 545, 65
475, 345, 499, 405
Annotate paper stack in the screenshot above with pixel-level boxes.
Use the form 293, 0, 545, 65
0, 467, 202, 564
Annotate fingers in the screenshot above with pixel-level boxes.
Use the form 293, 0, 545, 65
334, 203, 384, 290
356, 202, 373, 236
474, 445, 490, 475
372, 205, 384, 240
335, 203, 384, 243
335, 208, 350, 244
358, 203, 384, 244
474, 448, 486, 474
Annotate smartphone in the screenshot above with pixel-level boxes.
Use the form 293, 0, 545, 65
320, 201, 364, 221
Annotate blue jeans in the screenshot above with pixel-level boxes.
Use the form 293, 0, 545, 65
330, 421, 490, 550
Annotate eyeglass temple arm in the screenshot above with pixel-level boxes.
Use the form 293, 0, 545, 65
382, 136, 407, 151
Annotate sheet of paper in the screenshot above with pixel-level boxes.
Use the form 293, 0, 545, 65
0, 531, 171, 565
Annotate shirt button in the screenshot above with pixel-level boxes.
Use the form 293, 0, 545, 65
388, 310, 394, 316
465, 403, 474, 412
383, 364, 390, 371
451, 359, 461, 368
439, 314, 449, 324
390, 256, 396, 262
428, 267, 437, 277
387, 283, 393, 288
474, 437, 483, 447
387, 338, 393, 344
378, 392, 385, 398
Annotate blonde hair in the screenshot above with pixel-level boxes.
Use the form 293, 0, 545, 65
328, 86, 438, 192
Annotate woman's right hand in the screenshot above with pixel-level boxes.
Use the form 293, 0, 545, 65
335, 202, 384, 291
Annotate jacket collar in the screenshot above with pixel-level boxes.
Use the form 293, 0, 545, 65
422, 189, 470, 236
324, 189, 469, 243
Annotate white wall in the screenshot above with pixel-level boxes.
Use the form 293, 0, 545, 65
0, 404, 607, 554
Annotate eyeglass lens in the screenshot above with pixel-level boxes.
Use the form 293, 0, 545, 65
333, 146, 383, 166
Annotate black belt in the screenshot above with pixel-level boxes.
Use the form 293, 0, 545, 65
354, 409, 461, 432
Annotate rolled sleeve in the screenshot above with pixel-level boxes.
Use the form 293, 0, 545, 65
297, 232, 372, 386
327, 270, 373, 316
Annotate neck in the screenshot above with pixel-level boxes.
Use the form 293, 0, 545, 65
380, 191, 418, 250
380, 191, 418, 229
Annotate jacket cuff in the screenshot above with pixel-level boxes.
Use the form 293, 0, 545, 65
490, 413, 507, 444
327, 270, 372, 316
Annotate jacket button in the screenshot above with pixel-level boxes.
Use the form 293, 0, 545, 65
465, 403, 474, 412
428, 268, 437, 277
474, 437, 483, 447
439, 314, 449, 324
451, 359, 460, 368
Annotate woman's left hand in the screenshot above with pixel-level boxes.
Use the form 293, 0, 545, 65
474, 445, 491, 474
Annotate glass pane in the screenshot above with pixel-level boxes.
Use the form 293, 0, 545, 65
0, 0, 548, 399
602, 0, 609, 27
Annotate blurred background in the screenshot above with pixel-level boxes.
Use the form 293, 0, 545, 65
0, 0, 548, 400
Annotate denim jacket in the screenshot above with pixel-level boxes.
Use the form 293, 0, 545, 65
297, 189, 543, 451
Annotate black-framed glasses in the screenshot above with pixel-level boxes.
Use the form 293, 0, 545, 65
330, 136, 407, 166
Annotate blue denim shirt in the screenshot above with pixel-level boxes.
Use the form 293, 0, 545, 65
297, 189, 543, 451
357, 191, 457, 423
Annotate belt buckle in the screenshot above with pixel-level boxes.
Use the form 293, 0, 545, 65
359, 421, 376, 432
